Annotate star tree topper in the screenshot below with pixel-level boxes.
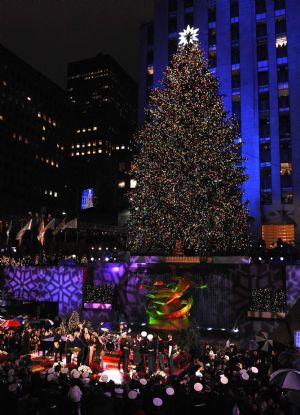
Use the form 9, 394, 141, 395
178, 25, 199, 47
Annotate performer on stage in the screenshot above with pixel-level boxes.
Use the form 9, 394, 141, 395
65, 333, 73, 364
147, 334, 157, 374
139, 333, 148, 372
157, 335, 166, 372
53, 328, 63, 362
167, 333, 174, 375
120, 333, 131, 373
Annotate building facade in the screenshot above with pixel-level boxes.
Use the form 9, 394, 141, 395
67, 53, 137, 225
139, 0, 300, 246
0, 44, 73, 218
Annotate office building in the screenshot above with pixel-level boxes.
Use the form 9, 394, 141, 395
67, 53, 137, 224
0, 44, 73, 218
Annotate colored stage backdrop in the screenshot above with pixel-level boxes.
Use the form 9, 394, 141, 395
1, 260, 298, 339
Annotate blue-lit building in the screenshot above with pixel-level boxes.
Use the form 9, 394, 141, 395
139, 0, 300, 247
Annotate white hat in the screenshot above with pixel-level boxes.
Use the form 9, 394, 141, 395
153, 397, 163, 407
220, 375, 229, 385
241, 372, 249, 380
82, 371, 89, 378
194, 383, 203, 392
166, 387, 175, 396
240, 369, 247, 374
115, 388, 124, 394
72, 370, 80, 379
48, 368, 54, 374
139, 378, 147, 385
8, 383, 17, 392
104, 392, 112, 397
61, 368, 69, 374
141, 331, 147, 338
47, 374, 55, 382
128, 390, 138, 400
101, 374, 109, 382
7, 375, 14, 383
147, 334, 153, 341
251, 366, 259, 374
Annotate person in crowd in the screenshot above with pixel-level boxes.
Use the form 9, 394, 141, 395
65, 333, 74, 364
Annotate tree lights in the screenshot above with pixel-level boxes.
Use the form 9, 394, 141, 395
128, 32, 251, 255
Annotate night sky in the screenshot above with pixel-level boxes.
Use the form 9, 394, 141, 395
0, 0, 153, 88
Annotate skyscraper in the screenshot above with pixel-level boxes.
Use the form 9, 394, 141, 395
67, 53, 137, 224
0, 43, 73, 217
139, 0, 300, 246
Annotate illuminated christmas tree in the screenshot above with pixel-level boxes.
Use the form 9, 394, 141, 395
128, 26, 251, 255
68, 310, 80, 332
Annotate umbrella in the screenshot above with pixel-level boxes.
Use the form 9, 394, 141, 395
270, 369, 300, 390
0, 319, 21, 328
256, 331, 273, 352
238, 339, 259, 351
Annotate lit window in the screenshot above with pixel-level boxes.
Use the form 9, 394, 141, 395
92, 150, 96, 154
93, 126, 98, 131
77, 129, 80, 133
51, 161, 54, 166
71, 153, 74, 157
76, 152, 79, 156
0, 115, 4, 121
280, 162, 292, 175
42, 136, 45, 141
82, 129, 86, 132
49, 190, 52, 196
76, 144, 80, 148
82, 144, 85, 148
54, 192, 57, 197
88, 128, 91, 131
44, 190, 47, 195
26, 96, 31, 101
42, 126, 46, 131
116, 146, 120, 150
121, 145, 125, 149
147, 66, 154, 75
19, 136, 22, 141
71, 144, 74, 149
130, 179, 137, 189
2, 80, 7, 86
87, 150, 91, 154
37, 112, 41, 118
46, 159, 49, 163
276, 35, 287, 47
98, 149, 102, 153
48, 117, 51, 123
81, 151, 85, 155
98, 140, 102, 144
87, 142, 91, 147
118, 181, 126, 189
53, 121, 56, 127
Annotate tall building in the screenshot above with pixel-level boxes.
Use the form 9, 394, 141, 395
0, 44, 73, 218
139, 0, 300, 246
67, 53, 137, 225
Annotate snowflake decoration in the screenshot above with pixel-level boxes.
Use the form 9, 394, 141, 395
178, 25, 199, 46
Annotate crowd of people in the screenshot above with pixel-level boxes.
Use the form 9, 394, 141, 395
0, 316, 300, 414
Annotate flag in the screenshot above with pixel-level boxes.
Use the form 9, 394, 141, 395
16, 219, 32, 243
6, 220, 12, 244
61, 218, 77, 231
37, 218, 56, 245
52, 219, 65, 236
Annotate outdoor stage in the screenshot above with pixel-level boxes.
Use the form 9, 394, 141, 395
1, 259, 300, 342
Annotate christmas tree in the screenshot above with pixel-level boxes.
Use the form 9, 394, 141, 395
68, 310, 80, 332
128, 26, 251, 256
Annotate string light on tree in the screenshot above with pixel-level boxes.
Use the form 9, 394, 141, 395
128, 26, 251, 255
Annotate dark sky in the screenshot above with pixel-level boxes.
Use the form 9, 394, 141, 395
0, 0, 153, 88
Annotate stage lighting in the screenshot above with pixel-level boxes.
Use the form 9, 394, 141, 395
280, 257, 284, 261
207, 327, 212, 331
105, 257, 109, 262
90, 257, 94, 261
233, 328, 239, 333
258, 257, 262, 261
221, 328, 226, 331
